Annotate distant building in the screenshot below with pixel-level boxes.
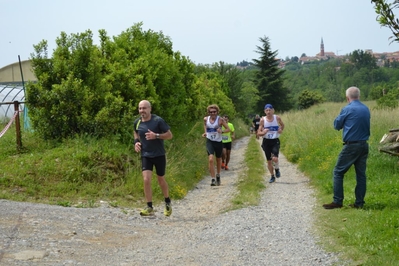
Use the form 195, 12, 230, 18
0, 60, 36, 84
320, 37, 325, 57
296, 38, 399, 66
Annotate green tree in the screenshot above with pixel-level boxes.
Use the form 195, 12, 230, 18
252, 36, 292, 112
298, 89, 325, 109
372, 0, 399, 43
370, 84, 390, 99
324, 84, 344, 102
211, 61, 258, 118
236, 81, 259, 117
349, 49, 377, 70
193, 64, 236, 116
376, 89, 399, 109
27, 23, 201, 141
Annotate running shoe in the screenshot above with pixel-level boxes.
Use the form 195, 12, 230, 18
140, 206, 154, 216
225, 165, 229, 170
211, 179, 216, 186
216, 174, 221, 186
164, 203, 172, 216
269, 176, 276, 183
275, 169, 281, 178
221, 162, 225, 169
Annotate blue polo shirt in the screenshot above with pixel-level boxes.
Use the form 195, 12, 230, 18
334, 100, 370, 142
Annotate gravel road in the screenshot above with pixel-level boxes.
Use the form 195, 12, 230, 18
0, 136, 345, 266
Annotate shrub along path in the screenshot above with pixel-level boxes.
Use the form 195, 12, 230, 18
0, 136, 345, 265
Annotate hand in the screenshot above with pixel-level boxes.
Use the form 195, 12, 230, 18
134, 142, 141, 152
145, 129, 156, 140
259, 128, 267, 136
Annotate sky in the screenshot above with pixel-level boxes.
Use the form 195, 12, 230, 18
1, 0, 399, 68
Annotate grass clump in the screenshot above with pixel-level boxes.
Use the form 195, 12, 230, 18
230, 135, 266, 209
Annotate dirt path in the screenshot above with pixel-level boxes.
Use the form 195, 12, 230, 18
0, 136, 341, 265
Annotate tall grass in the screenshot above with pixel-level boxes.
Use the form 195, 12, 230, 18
0, 117, 249, 208
280, 102, 399, 265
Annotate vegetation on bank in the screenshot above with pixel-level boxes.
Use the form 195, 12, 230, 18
280, 101, 399, 266
0, 118, 249, 208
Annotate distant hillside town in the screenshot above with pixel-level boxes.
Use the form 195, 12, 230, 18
236, 37, 399, 69
296, 38, 399, 67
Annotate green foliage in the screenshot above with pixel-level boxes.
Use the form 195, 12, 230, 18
349, 49, 378, 70
230, 135, 265, 209
237, 80, 260, 117
27, 23, 235, 141
204, 62, 260, 119
0, 117, 249, 207
297, 89, 325, 109
369, 84, 388, 100
376, 89, 399, 109
193, 64, 236, 117
372, 0, 399, 44
253, 36, 292, 112
283, 53, 399, 106
280, 101, 399, 265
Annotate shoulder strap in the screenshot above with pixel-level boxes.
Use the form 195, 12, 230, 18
134, 118, 141, 131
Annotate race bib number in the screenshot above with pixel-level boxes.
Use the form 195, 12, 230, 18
265, 126, 279, 139
207, 127, 218, 140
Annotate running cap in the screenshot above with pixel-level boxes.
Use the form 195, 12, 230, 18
264, 104, 273, 109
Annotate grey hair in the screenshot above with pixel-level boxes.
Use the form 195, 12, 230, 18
346, 87, 360, 100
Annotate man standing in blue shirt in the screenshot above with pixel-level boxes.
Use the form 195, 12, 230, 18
323, 87, 370, 209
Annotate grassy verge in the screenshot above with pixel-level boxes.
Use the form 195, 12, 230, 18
0, 117, 249, 209
230, 135, 266, 209
280, 102, 399, 266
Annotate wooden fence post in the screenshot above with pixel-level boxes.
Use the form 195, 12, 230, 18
13, 101, 22, 150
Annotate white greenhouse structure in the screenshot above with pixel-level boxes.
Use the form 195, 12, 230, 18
0, 85, 25, 122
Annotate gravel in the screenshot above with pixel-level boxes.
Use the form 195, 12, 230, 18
0, 136, 345, 266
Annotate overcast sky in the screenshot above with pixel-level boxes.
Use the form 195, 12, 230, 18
1, 0, 399, 68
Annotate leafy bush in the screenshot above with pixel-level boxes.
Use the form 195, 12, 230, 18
298, 89, 325, 109
376, 90, 399, 109
27, 23, 236, 141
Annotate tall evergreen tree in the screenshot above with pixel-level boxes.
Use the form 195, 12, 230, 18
253, 36, 292, 112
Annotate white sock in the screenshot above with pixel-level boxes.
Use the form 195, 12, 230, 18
274, 162, 279, 169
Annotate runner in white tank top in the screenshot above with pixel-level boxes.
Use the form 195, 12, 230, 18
257, 104, 285, 183
262, 115, 280, 139
206, 116, 223, 142
202, 104, 231, 186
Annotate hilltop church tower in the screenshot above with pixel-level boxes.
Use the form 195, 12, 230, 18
320, 37, 325, 57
